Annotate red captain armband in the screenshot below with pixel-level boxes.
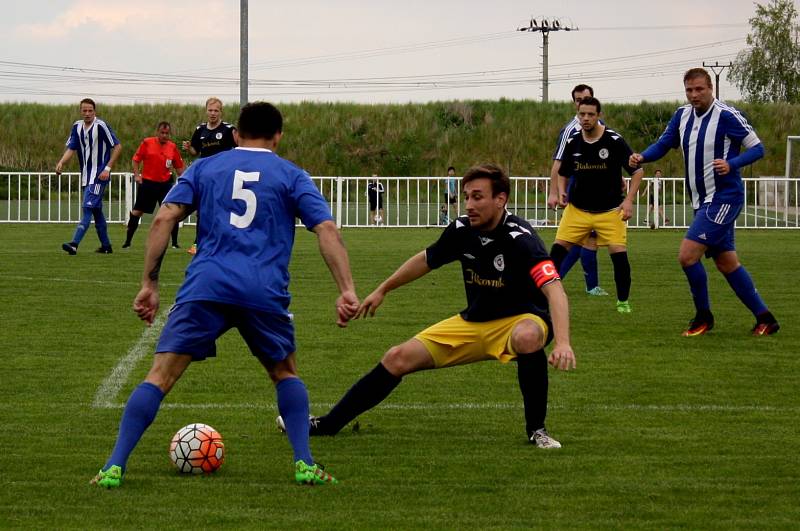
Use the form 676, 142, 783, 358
529, 260, 560, 288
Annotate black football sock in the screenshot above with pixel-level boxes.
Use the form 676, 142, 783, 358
549, 243, 570, 274
125, 213, 140, 245
517, 350, 549, 435
320, 362, 402, 435
610, 251, 632, 301
171, 224, 179, 247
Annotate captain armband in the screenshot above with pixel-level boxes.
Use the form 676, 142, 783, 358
529, 260, 560, 288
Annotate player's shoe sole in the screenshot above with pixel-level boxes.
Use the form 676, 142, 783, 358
295, 460, 338, 485
90, 465, 123, 488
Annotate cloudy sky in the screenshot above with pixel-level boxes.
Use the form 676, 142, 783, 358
1, 0, 784, 105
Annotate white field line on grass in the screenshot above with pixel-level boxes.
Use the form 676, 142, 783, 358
93, 400, 799, 413
92, 312, 168, 408
5, 275, 180, 288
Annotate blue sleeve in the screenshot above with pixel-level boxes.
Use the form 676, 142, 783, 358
164, 164, 198, 211
641, 110, 682, 162
66, 124, 79, 150
728, 143, 764, 171
552, 126, 569, 160
293, 170, 333, 231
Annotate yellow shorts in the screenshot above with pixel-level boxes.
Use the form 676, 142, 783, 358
556, 204, 627, 246
414, 313, 549, 368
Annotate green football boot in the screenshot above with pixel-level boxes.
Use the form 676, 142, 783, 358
295, 460, 338, 485
90, 465, 123, 489
616, 300, 632, 314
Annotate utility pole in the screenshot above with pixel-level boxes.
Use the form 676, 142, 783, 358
518, 18, 577, 103
240, 0, 249, 106
703, 61, 732, 99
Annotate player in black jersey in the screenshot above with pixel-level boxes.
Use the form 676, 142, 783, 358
181, 97, 238, 254
277, 163, 576, 448
550, 97, 644, 313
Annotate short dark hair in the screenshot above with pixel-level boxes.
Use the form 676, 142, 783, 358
654, 169, 662, 175
79, 98, 96, 110
571, 84, 594, 100
237, 102, 283, 140
683, 68, 712, 87
462, 163, 509, 198
447, 166, 456, 172
157, 121, 171, 130
578, 96, 602, 113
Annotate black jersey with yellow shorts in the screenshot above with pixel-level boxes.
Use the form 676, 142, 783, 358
416, 213, 560, 368
556, 128, 638, 246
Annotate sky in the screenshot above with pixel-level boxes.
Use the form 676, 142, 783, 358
0, 0, 790, 106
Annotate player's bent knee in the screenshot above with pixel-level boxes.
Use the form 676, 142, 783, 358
511, 320, 545, 353
381, 342, 432, 376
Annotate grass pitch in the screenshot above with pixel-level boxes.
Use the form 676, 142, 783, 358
0, 223, 797, 529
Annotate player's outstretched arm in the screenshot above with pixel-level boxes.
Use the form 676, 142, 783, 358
313, 220, 359, 328
55, 148, 76, 174
134, 202, 190, 325
357, 250, 431, 319
548, 160, 561, 210
540, 281, 576, 371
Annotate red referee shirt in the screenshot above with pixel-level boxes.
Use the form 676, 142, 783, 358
132, 137, 185, 183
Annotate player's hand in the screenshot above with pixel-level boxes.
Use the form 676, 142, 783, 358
547, 191, 560, 210
629, 153, 644, 168
712, 159, 731, 176
619, 198, 634, 221
55, 161, 63, 175
335, 290, 360, 328
181, 140, 191, 151
135, 174, 143, 184
356, 288, 386, 319
133, 286, 160, 325
99, 169, 111, 181
548, 343, 576, 371
558, 191, 568, 208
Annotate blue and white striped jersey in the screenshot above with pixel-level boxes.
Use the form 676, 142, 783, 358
66, 118, 120, 186
642, 100, 762, 209
552, 116, 580, 161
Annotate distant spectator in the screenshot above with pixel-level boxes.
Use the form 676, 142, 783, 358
367, 175, 385, 225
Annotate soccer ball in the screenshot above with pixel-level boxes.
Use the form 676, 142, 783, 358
169, 423, 225, 474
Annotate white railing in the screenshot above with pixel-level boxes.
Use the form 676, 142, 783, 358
1, 172, 798, 229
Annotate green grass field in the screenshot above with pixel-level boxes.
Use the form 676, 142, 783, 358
1, 224, 797, 529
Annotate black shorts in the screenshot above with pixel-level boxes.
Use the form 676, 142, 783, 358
133, 180, 173, 214
368, 194, 383, 210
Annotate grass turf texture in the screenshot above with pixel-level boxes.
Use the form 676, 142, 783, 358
0, 223, 798, 529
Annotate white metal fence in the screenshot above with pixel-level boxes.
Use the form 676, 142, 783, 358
2, 172, 799, 229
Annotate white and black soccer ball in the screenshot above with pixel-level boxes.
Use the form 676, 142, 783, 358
169, 423, 225, 474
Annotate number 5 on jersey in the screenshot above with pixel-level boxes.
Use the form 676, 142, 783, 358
230, 170, 260, 228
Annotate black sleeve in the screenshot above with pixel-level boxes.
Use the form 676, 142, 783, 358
617, 136, 638, 176
425, 222, 462, 269
190, 126, 202, 153
224, 126, 237, 149
558, 138, 574, 177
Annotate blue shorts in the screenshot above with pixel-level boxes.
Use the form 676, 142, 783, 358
83, 181, 108, 209
685, 201, 742, 258
156, 301, 296, 362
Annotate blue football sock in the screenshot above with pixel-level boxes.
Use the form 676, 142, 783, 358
724, 266, 768, 317
71, 208, 92, 245
93, 207, 111, 247
682, 262, 710, 312
558, 245, 581, 279
105, 382, 164, 472
276, 377, 313, 465
580, 248, 599, 290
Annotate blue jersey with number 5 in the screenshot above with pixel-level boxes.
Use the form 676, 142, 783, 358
164, 147, 333, 314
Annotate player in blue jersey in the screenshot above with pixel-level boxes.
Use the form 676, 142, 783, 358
91, 102, 359, 489
56, 98, 122, 255
278, 163, 576, 449
548, 84, 607, 296
630, 68, 779, 336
